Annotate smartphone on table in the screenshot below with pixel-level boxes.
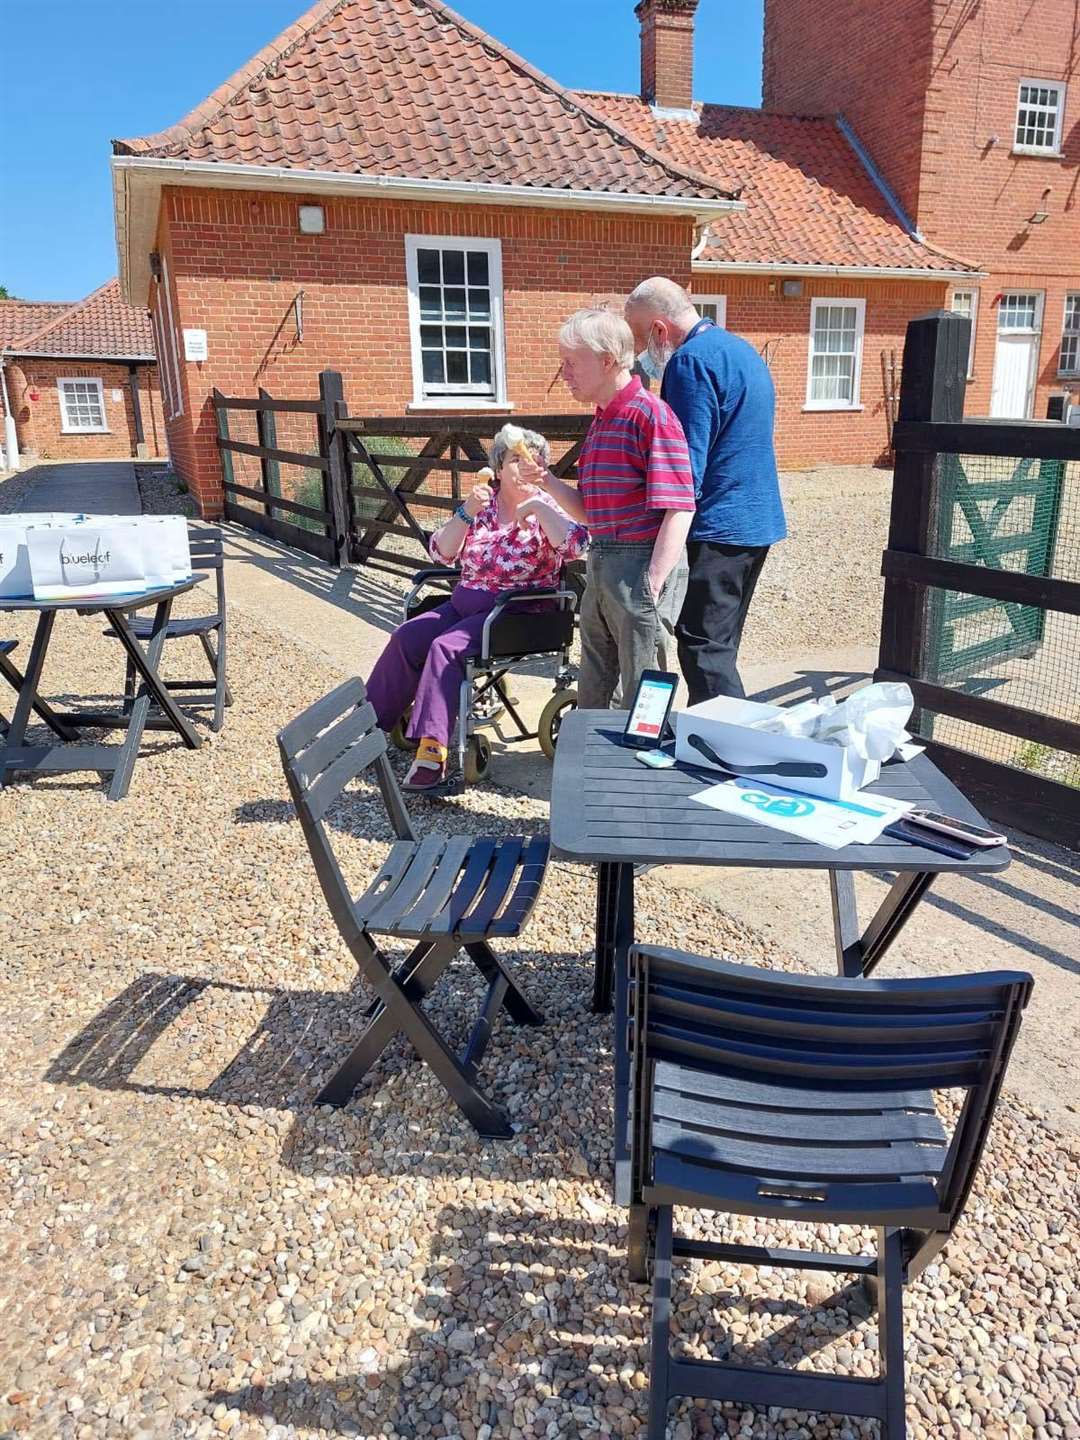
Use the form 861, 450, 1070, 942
906, 810, 1007, 848
623, 669, 678, 749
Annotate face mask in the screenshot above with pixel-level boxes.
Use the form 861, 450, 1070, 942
636, 348, 663, 381
637, 334, 674, 382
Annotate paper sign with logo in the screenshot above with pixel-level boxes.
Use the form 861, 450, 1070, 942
26, 524, 148, 601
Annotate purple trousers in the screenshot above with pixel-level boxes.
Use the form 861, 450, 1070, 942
366, 586, 502, 747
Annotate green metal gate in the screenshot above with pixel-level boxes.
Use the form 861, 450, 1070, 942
925, 452, 1065, 682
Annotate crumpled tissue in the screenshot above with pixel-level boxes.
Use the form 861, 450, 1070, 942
749, 682, 915, 762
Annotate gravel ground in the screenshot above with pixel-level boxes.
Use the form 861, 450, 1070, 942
1, 602, 1077, 1440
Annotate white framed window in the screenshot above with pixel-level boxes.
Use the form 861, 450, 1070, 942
404, 236, 506, 407
58, 377, 107, 433
950, 289, 979, 379
1059, 294, 1080, 376
805, 298, 866, 410
997, 291, 1043, 333
1014, 79, 1065, 154
695, 294, 727, 328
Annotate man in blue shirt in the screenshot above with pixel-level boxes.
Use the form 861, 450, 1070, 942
626, 278, 786, 703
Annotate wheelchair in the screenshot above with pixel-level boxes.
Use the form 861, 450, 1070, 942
387, 561, 584, 790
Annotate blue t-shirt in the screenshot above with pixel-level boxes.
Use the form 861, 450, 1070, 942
660, 321, 787, 547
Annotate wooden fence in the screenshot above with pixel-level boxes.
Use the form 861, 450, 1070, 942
877, 312, 1080, 846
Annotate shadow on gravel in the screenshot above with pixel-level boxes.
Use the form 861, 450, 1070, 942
204, 1203, 878, 1438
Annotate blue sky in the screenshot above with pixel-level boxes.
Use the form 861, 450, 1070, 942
0, 0, 764, 303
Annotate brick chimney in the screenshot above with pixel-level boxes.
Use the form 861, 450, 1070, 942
637, 0, 700, 112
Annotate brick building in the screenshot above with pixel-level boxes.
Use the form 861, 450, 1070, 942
0, 280, 165, 465
764, 0, 1080, 421
111, 0, 987, 514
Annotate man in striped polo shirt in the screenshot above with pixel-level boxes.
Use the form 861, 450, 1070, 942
521, 308, 695, 709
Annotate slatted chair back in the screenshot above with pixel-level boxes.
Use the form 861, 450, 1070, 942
188, 526, 226, 618
631, 947, 1032, 1227
278, 678, 416, 940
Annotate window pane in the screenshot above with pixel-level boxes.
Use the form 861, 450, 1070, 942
467, 288, 491, 319
422, 350, 445, 384
467, 251, 489, 285
420, 325, 443, 348
444, 287, 467, 319
417, 249, 440, 284
467, 326, 490, 351
444, 326, 467, 349
1061, 335, 1079, 373
419, 286, 442, 319
469, 351, 491, 385
442, 251, 465, 285
445, 350, 468, 384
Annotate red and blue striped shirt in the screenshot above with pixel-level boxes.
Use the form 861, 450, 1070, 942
577, 377, 696, 542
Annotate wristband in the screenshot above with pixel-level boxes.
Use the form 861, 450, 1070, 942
453, 502, 472, 524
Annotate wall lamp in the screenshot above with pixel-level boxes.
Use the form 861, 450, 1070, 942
1027, 189, 1052, 225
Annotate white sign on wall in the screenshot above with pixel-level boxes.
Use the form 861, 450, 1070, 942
111, 389, 123, 403
183, 328, 208, 362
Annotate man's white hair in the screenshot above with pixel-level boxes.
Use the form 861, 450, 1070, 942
626, 276, 698, 323
559, 308, 635, 371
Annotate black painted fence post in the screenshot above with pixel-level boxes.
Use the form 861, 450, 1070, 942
318, 369, 351, 568
876, 311, 970, 732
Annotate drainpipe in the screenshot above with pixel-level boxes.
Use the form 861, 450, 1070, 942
0, 356, 20, 471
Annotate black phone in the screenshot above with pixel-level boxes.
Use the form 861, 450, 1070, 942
623, 669, 678, 748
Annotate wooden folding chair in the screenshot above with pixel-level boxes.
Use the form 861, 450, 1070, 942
278, 678, 547, 1137
623, 945, 1032, 1439
111, 526, 232, 731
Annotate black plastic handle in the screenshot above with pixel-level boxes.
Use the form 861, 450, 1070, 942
686, 732, 829, 779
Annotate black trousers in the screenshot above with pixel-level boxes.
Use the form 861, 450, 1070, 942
676, 541, 770, 704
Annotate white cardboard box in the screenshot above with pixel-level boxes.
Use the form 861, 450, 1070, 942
673, 694, 881, 802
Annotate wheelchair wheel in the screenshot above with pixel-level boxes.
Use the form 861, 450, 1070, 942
538, 688, 577, 759
389, 706, 418, 752
464, 734, 492, 784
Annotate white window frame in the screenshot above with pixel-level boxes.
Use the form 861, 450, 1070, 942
58, 376, 108, 434
694, 294, 727, 328
996, 290, 1044, 335
1013, 78, 1066, 156
1059, 293, 1080, 377
804, 297, 866, 412
950, 289, 979, 379
151, 293, 176, 421
158, 257, 184, 420
404, 235, 508, 410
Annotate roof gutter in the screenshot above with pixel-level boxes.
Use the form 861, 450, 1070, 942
112, 154, 742, 303
5, 351, 156, 362
693, 259, 987, 283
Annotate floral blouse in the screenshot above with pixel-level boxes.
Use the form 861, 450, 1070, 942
430, 492, 588, 592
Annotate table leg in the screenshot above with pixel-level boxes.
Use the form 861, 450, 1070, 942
1, 612, 55, 786
107, 602, 203, 750
829, 868, 936, 978
105, 600, 201, 801
0, 645, 79, 741
597, 861, 635, 1208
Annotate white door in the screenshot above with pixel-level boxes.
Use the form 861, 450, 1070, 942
990, 292, 1043, 418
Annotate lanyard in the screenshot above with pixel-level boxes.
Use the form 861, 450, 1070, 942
685, 317, 717, 344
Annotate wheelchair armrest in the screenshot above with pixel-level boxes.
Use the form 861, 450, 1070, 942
480, 587, 577, 661
403, 567, 461, 621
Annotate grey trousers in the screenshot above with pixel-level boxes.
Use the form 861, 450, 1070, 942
578, 540, 689, 709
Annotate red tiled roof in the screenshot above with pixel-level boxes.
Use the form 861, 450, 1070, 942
0, 300, 76, 350
577, 93, 978, 274
4, 279, 155, 360
113, 0, 734, 203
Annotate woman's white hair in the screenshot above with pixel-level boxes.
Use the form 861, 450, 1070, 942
490, 424, 550, 474
558, 308, 636, 371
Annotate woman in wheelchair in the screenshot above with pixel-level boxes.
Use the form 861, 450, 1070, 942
366, 425, 589, 790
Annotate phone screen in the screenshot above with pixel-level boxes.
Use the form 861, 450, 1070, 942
626, 674, 675, 744
917, 811, 1000, 839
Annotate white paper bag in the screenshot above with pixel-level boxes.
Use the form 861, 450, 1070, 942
0, 523, 33, 598
26, 524, 147, 601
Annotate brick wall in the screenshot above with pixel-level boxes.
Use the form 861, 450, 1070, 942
5, 358, 165, 462
693, 273, 947, 468
637, 0, 698, 111
762, 0, 930, 221
926, 0, 1080, 418
763, 0, 1080, 419
156, 186, 695, 513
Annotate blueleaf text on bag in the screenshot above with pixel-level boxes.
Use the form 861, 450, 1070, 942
60, 546, 112, 567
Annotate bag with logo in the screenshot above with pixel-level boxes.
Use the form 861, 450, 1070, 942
0, 521, 33, 598
26, 523, 148, 601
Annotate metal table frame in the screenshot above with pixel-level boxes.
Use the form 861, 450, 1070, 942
1, 576, 206, 801
550, 711, 1011, 1204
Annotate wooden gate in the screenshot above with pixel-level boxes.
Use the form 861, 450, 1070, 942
341, 415, 591, 573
